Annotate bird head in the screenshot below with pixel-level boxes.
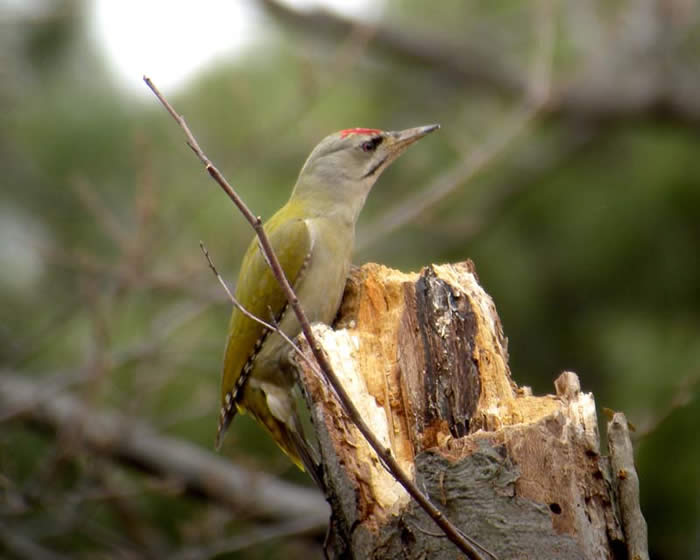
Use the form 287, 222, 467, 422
291, 124, 439, 223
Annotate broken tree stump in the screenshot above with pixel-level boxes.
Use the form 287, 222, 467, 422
295, 261, 648, 560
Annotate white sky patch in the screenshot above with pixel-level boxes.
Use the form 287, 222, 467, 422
90, 0, 378, 95
90, 1, 259, 94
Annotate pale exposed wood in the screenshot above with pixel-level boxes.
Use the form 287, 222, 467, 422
295, 261, 647, 559
608, 412, 650, 560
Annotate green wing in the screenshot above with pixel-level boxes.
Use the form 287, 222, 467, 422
219, 214, 311, 417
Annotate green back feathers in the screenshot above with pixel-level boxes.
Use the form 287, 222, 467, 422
220, 207, 311, 413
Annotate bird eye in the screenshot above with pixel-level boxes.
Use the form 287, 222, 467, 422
359, 136, 383, 153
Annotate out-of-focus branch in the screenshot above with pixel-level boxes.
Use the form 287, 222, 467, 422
3, 299, 214, 425
72, 176, 132, 252
422, 123, 599, 241
0, 523, 70, 560
634, 370, 699, 440
257, 0, 700, 126
0, 372, 329, 526
357, 103, 537, 249
357, 0, 556, 250
171, 517, 323, 560
41, 243, 225, 302
257, 0, 525, 96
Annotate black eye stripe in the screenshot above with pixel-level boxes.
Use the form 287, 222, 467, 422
361, 136, 383, 152
362, 155, 388, 178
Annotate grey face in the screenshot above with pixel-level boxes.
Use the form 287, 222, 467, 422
301, 125, 439, 184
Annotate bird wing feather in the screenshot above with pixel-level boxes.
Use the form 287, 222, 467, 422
218, 214, 311, 442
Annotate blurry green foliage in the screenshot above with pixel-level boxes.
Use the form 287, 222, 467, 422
1, 1, 698, 558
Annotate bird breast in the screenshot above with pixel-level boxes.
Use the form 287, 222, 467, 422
249, 217, 354, 386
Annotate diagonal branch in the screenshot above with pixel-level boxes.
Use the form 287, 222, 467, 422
357, 0, 555, 250
0, 372, 328, 525
144, 76, 493, 559
257, 0, 525, 97
199, 241, 326, 382
257, 0, 700, 126
171, 517, 323, 560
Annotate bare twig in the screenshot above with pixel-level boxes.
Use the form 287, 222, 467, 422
423, 124, 598, 241
0, 372, 329, 525
254, 14, 381, 146
144, 76, 493, 559
357, 103, 537, 250
93, 467, 164, 559
634, 370, 699, 440
72, 176, 131, 251
357, 0, 556, 250
257, 0, 525, 96
5, 298, 82, 369
0, 522, 70, 560
40, 242, 224, 302
527, 0, 556, 106
257, 0, 700, 125
0, 299, 212, 425
111, 300, 212, 369
199, 241, 328, 382
171, 517, 322, 560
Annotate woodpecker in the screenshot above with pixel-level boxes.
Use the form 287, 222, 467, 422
217, 125, 439, 477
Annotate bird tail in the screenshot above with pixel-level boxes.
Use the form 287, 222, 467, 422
259, 400, 324, 490
218, 382, 324, 489
215, 392, 238, 451
287, 424, 324, 490
248, 383, 324, 489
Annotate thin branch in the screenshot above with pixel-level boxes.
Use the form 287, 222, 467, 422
144, 76, 492, 559
171, 517, 322, 560
357, 0, 556, 250
357, 103, 537, 250
0, 372, 329, 526
40, 242, 225, 302
257, 0, 700, 126
527, 0, 556, 106
257, 0, 525, 96
72, 176, 131, 251
423, 124, 598, 241
634, 370, 699, 440
0, 299, 212, 426
250, 13, 381, 148
199, 241, 327, 382
111, 300, 212, 369
92, 467, 164, 559
0, 523, 70, 560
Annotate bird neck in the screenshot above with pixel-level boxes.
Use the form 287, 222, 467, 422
287, 191, 366, 229
288, 183, 370, 229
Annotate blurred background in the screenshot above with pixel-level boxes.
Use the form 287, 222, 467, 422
1, 0, 698, 558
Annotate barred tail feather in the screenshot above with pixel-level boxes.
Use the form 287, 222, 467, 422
215, 391, 237, 450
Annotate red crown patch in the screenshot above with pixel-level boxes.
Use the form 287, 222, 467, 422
339, 128, 382, 138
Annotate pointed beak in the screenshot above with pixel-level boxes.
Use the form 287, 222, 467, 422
387, 124, 440, 155
358, 124, 439, 181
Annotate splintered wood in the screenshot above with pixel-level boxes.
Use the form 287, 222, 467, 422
295, 261, 640, 560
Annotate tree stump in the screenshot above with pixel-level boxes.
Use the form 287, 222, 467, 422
295, 261, 648, 560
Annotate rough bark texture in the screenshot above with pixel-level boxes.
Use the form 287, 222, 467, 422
295, 261, 647, 560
